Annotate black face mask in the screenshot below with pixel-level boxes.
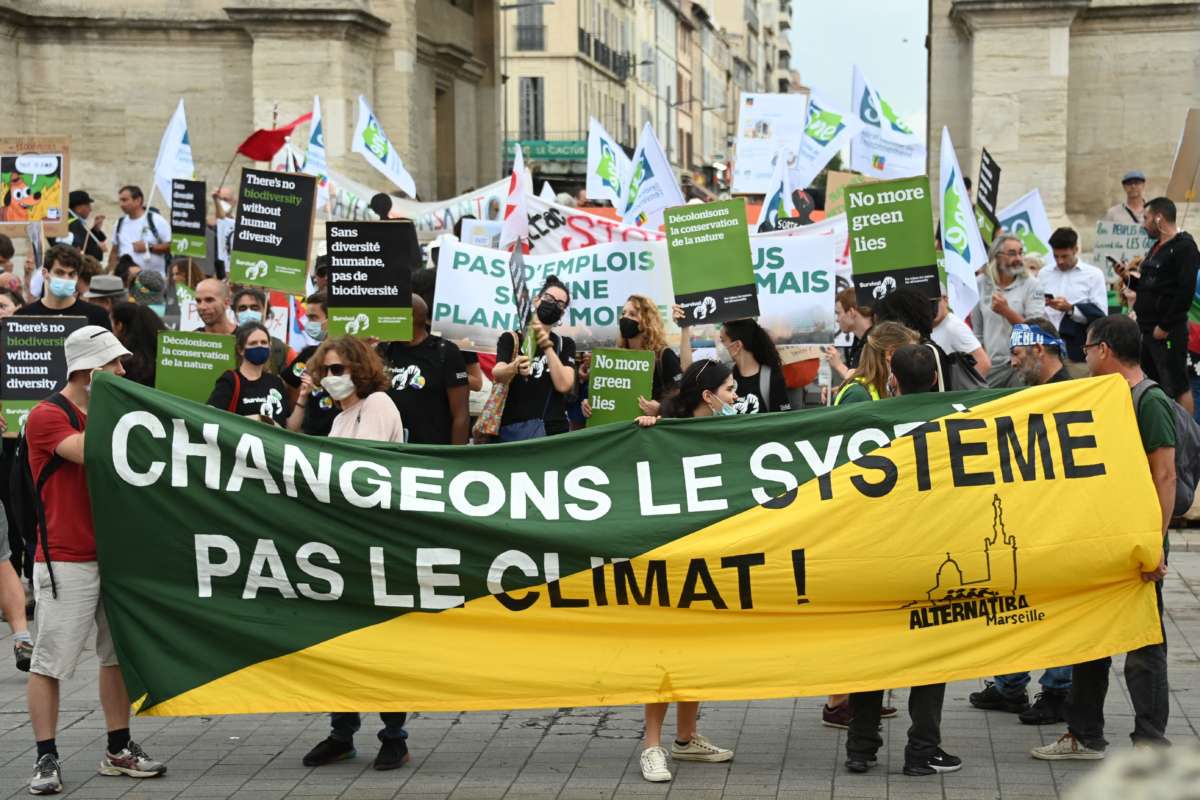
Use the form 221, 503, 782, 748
536, 299, 564, 325
618, 317, 640, 340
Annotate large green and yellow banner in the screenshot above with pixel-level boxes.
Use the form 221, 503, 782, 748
84, 373, 1164, 716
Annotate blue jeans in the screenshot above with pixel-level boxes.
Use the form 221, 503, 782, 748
992, 667, 1072, 697
329, 712, 408, 743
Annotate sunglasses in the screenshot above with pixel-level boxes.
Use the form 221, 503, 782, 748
324, 363, 347, 376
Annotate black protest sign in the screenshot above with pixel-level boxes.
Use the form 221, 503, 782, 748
974, 149, 1001, 246
326, 221, 415, 340
0, 315, 87, 435
170, 179, 208, 258
229, 168, 316, 294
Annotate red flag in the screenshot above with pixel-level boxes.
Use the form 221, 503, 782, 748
235, 112, 313, 162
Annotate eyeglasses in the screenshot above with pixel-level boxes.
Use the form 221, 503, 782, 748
1000, 249, 1024, 258
1080, 342, 1105, 353
324, 363, 347, 376
541, 294, 568, 310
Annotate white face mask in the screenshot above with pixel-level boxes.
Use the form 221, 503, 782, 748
320, 373, 356, 401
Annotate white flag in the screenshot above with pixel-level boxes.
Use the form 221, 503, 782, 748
789, 91, 863, 190
153, 98, 194, 206
304, 95, 330, 212
849, 65, 925, 179
499, 144, 530, 249
621, 122, 684, 228
586, 117, 632, 205
997, 188, 1054, 262
539, 181, 555, 202
351, 95, 417, 199
755, 151, 798, 231
938, 127, 986, 316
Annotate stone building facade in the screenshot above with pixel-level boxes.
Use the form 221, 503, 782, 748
0, 0, 501, 210
929, 0, 1200, 234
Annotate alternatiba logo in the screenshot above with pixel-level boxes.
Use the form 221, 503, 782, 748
903, 495, 1044, 630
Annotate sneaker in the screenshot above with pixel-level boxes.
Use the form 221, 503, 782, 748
29, 753, 62, 795
1031, 733, 1105, 761
373, 738, 410, 771
903, 748, 962, 776
14, 638, 33, 672
1019, 691, 1067, 726
822, 701, 852, 729
880, 705, 898, 719
670, 734, 733, 763
98, 742, 166, 778
640, 745, 672, 782
844, 755, 877, 773
968, 682, 1029, 713
302, 737, 356, 767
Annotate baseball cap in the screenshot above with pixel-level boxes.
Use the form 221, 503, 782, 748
131, 270, 165, 304
83, 274, 127, 300
65, 326, 131, 375
68, 190, 95, 207
1121, 170, 1146, 184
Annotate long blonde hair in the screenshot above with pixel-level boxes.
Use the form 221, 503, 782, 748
842, 321, 919, 399
619, 294, 668, 355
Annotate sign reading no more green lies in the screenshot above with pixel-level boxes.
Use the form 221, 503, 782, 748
845, 175, 939, 307
326, 221, 416, 340
230, 168, 316, 295
170, 179, 208, 258
664, 198, 759, 326
586, 348, 654, 428
154, 330, 236, 404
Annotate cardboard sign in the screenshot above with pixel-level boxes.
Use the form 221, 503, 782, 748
664, 199, 759, 326
586, 348, 653, 428
229, 168, 316, 294
1166, 108, 1200, 204
154, 330, 236, 403
170, 179, 208, 258
326, 221, 415, 340
846, 175, 938, 306
0, 315, 87, 435
0, 136, 70, 237
825, 171, 878, 217
1094, 220, 1154, 269
974, 148, 1001, 246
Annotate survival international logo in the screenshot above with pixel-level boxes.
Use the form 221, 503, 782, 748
901, 495, 1044, 630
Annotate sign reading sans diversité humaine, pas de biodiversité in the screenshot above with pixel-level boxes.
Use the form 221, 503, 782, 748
325, 221, 416, 341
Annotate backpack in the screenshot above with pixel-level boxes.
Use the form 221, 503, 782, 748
9, 393, 82, 596
115, 208, 166, 245
1133, 378, 1200, 517
224, 370, 243, 413
758, 365, 776, 411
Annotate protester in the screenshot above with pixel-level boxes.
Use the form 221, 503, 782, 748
82, 275, 127, 315
718, 318, 790, 413
0, 286, 24, 317
608, 294, 682, 414
972, 234, 1043, 387
873, 288, 955, 389
932, 291, 991, 377
76, 254, 103, 297
1, 495, 31, 672
193, 278, 236, 335
834, 322, 921, 405
24, 325, 166, 794
1106, 170, 1147, 224
113, 254, 139, 289
633, 359, 736, 782
313, 254, 330, 294
231, 287, 296, 374
284, 292, 339, 437
206, 323, 291, 425
410, 266, 483, 392
169, 258, 205, 290
15, 245, 111, 328
130, 270, 166, 315
491, 275, 576, 439
111, 302, 166, 387
1033, 314, 1174, 760
0, 232, 14, 275
109, 185, 170, 275
1040, 227, 1107, 376
379, 296, 470, 444
66, 190, 106, 261
1006, 318, 1071, 388
824, 287, 873, 381
889, 343, 939, 395
1127, 197, 1199, 416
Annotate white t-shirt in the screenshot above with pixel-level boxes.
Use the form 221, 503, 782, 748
931, 312, 982, 357
113, 210, 171, 274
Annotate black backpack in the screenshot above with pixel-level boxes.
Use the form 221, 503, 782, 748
115, 208, 166, 244
9, 393, 81, 597
1133, 378, 1200, 517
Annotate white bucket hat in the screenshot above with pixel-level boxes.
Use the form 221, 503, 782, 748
64, 325, 131, 375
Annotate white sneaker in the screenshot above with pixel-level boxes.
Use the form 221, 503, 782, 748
640, 746, 672, 782
671, 734, 734, 763
1031, 733, 1105, 761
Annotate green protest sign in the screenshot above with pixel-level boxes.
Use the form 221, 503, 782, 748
154, 330, 236, 404
326, 221, 415, 340
664, 199, 759, 326
586, 348, 653, 428
170, 179, 208, 258
229, 168, 316, 295
0, 315, 86, 435
845, 176, 938, 306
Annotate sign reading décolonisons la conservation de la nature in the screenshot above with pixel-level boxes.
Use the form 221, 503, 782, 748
664, 199, 759, 326
85, 373, 1163, 715
229, 168, 316, 295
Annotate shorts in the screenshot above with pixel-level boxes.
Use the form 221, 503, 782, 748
30, 561, 118, 680
1140, 323, 1189, 399
0, 527, 10, 563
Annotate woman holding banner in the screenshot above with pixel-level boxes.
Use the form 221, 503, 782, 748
206, 322, 292, 426
581, 294, 682, 418
634, 359, 737, 782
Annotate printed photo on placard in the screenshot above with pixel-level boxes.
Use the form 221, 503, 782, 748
0, 136, 71, 237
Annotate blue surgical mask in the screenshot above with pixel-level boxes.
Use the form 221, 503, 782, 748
237, 309, 262, 325
244, 345, 271, 365
305, 320, 327, 342
49, 277, 76, 299
719, 401, 738, 417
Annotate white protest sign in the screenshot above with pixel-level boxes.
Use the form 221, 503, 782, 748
524, 193, 664, 254
1093, 220, 1153, 268
731, 92, 810, 194
752, 232, 839, 346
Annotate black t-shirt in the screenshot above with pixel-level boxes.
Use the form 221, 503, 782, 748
732, 364, 791, 414
281, 345, 338, 437
651, 347, 683, 401
846, 335, 864, 370
17, 299, 111, 329
463, 350, 479, 366
496, 330, 577, 433
380, 336, 468, 445
207, 369, 292, 425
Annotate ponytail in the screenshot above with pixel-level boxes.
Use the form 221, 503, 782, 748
723, 318, 782, 371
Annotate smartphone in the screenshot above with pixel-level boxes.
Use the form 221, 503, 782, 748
1105, 256, 1120, 268
1044, 293, 1054, 302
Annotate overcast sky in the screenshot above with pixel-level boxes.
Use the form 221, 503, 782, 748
789, 0, 929, 133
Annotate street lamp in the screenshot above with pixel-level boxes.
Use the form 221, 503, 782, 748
499, 0, 555, 173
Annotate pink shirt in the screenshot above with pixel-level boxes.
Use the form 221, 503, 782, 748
329, 391, 405, 443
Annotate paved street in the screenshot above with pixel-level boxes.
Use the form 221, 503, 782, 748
3, 533, 1199, 800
